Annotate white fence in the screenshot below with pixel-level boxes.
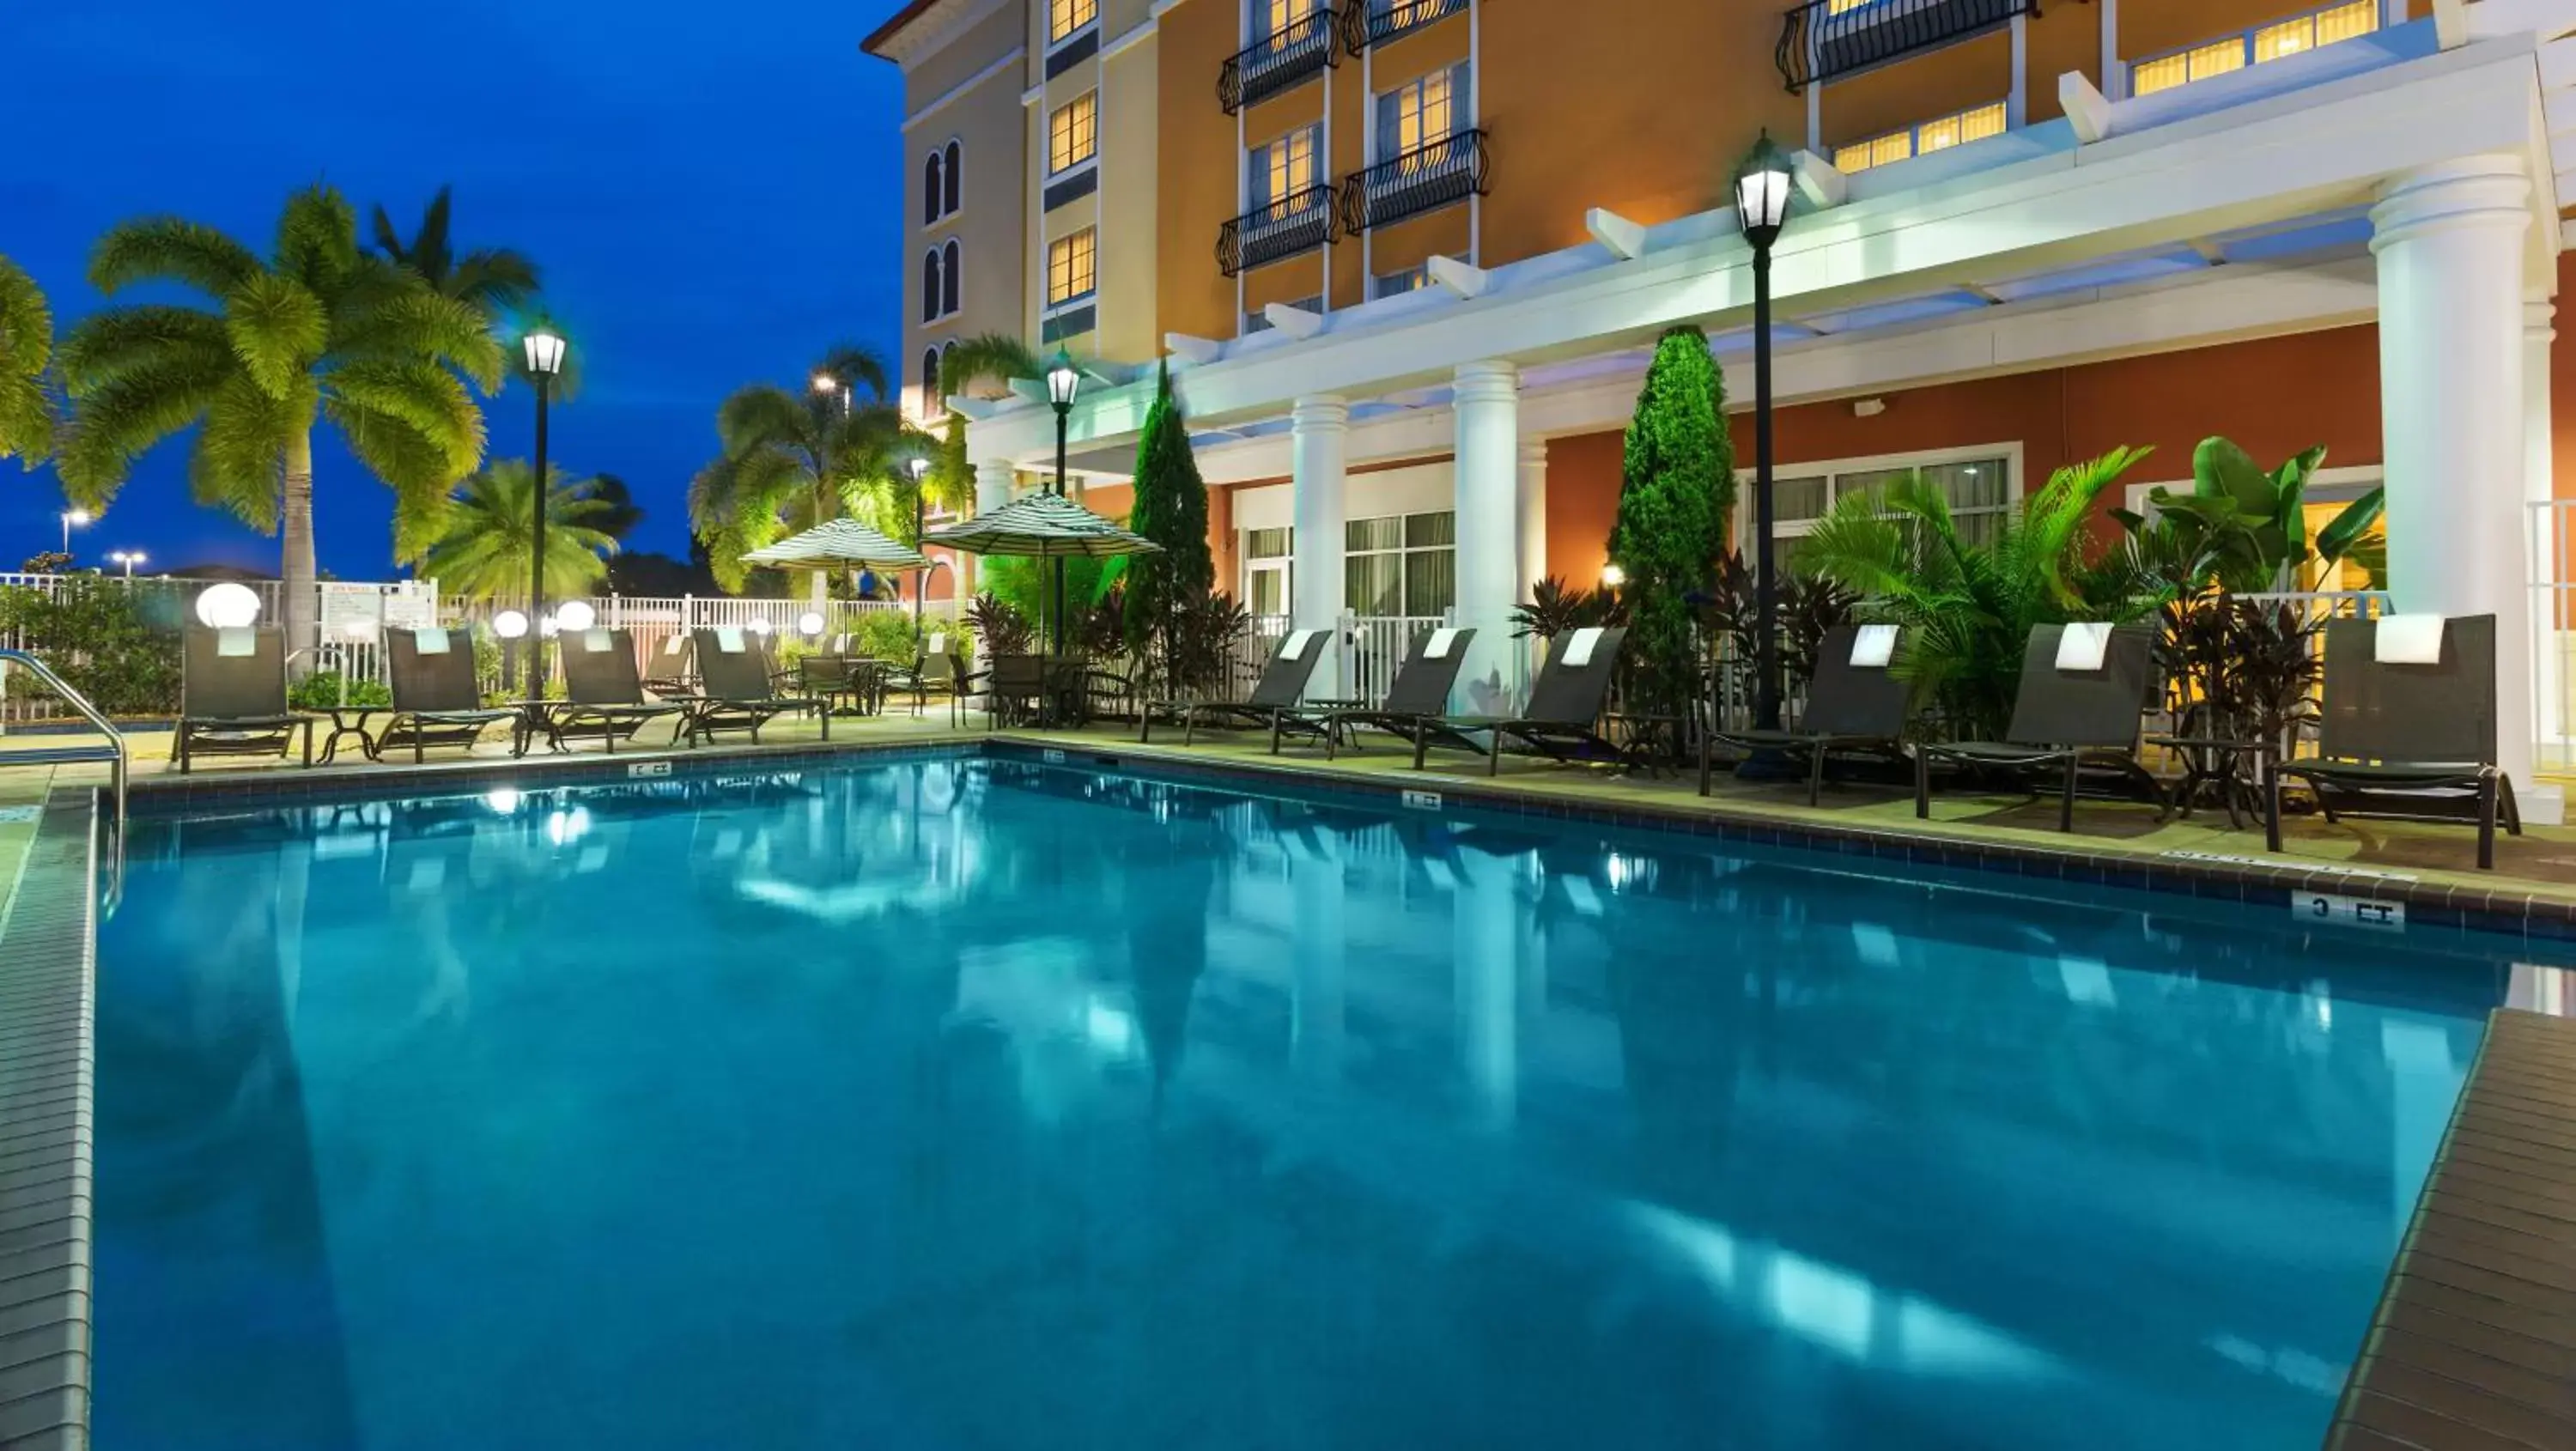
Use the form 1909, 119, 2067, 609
437, 594, 964, 680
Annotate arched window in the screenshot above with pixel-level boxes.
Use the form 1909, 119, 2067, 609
942, 140, 963, 216
940, 239, 962, 316
922, 346, 942, 413
921, 152, 943, 226
921, 249, 942, 324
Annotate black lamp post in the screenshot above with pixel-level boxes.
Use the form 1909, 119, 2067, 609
1046, 347, 1081, 659
1733, 132, 1795, 732
521, 328, 568, 706
907, 453, 935, 633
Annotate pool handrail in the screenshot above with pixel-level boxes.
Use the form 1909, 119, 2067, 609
0, 648, 129, 888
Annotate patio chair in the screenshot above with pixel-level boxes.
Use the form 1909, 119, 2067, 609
897, 629, 968, 722
552, 628, 687, 753
1703, 623, 1914, 804
1140, 628, 1333, 745
1269, 626, 1478, 758
679, 628, 829, 745
1409, 626, 1644, 776
174, 626, 313, 773
376, 627, 517, 763
979, 653, 1050, 729
2278, 613, 2520, 871
641, 631, 695, 695
1914, 622, 2159, 832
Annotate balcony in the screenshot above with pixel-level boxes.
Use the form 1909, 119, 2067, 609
1218, 185, 1338, 276
1338, 130, 1489, 234
1776, 0, 2038, 92
1338, 0, 1466, 52
1219, 9, 1339, 114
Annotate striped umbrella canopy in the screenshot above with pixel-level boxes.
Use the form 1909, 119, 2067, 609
920, 489, 1164, 560
738, 518, 930, 571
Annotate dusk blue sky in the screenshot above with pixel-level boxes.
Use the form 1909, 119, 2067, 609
6, 1, 908, 578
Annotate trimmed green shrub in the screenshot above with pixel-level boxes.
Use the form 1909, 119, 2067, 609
288, 672, 392, 710
0, 580, 180, 715
854, 610, 924, 662
1607, 326, 1735, 714
1122, 361, 1215, 687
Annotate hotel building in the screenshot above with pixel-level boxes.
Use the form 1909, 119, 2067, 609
866, 0, 2576, 817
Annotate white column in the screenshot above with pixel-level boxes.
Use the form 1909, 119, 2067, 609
1516, 439, 1548, 605
2371, 155, 2537, 795
1454, 361, 1522, 712
1291, 396, 1349, 697
973, 458, 1013, 515
2527, 295, 2561, 761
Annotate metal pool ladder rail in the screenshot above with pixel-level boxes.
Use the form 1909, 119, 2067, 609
0, 648, 130, 898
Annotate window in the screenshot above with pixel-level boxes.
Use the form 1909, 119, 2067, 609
1345, 512, 1455, 618
1748, 455, 2014, 575
1048, 227, 1097, 307
1249, 124, 1321, 209
1261, 0, 1319, 35
1049, 93, 1098, 174
1243, 526, 1293, 619
1376, 64, 1468, 161
1244, 294, 1321, 333
2133, 1, 2374, 96
940, 239, 961, 317
921, 249, 943, 324
1050, 0, 1097, 44
1373, 264, 1430, 299
920, 347, 942, 415
921, 153, 943, 227
942, 140, 962, 216
1835, 100, 2007, 173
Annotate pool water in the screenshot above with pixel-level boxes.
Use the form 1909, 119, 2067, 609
94, 758, 2525, 1450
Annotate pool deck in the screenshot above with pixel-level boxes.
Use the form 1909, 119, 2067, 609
2328, 1009, 2576, 1450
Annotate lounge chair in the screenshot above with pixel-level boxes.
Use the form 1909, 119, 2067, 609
1703, 623, 1913, 804
377, 627, 517, 763
1140, 628, 1332, 744
552, 628, 687, 753
174, 626, 313, 773
974, 653, 1051, 728
1913, 622, 2158, 831
679, 628, 828, 745
2278, 613, 2520, 870
641, 631, 695, 695
1269, 627, 1478, 758
1410, 626, 1644, 776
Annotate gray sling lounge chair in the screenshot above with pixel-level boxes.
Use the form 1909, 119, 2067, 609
377, 627, 515, 763
1269, 627, 1479, 757
552, 628, 687, 752
2278, 613, 2520, 871
1914, 622, 2158, 832
680, 628, 827, 745
1703, 623, 1914, 804
1410, 626, 1643, 776
1141, 628, 1333, 744
174, 626, 312, 772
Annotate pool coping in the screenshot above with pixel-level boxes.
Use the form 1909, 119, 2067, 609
2324, 1008, 2576, 1450
0, 789, 95, 1450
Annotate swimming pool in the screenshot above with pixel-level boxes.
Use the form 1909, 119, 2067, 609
94, 756, 2527, 1449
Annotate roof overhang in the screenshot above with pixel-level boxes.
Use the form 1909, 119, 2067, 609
864, 0, 1011, 65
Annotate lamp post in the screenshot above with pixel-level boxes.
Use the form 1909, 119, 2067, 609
522, 329, 568, 706
58, 509, 89, 560
1045, 347, 1082, 659
907, 453, 935, 634
1733, 132, 1795, 732
108, 549, 144, 577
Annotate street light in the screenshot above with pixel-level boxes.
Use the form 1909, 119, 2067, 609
1733, 131, 1795, 732
907, 452, 936, 633
58, 509, 89, 559
107, 549, 144, 577
1045, 347, 1081, 658
522, 328, 568, 707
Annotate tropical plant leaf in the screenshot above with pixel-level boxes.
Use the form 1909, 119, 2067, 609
2314, 485, 2384, 568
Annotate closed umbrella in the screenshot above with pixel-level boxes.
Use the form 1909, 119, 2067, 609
921, 490, 1162, 659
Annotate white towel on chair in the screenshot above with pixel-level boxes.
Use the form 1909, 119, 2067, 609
1424, 628, 1460, 659
2375, 613, 2445, 665
581, 628, 614, 653
927, 631, 947, 655
415, 628, 452, 655
1282, 629, 1320, 660
1849, 624, 1898, 669
1564, 627, 1604, 667
715, 628, 744, 653
216, 627, 256, 658
2054, 622, 2111, 673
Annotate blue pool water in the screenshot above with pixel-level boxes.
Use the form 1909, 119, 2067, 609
94, 758, 2530, 1450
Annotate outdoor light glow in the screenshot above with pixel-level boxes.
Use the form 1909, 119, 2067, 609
1733, 131, 1795, 247
62, 509, 90, 527
1601, 563, 1626, 587
798, 610, 826, 637
811, 373, 841, 395
192, 581, 261, 629
538, 614, 561, 637
908, 455, 932, 480
555, 599, 597, 632
522, 329, 568, 376
1046, 346, 1081, 410
493, 610, 530, 640
747, 616, 774, 636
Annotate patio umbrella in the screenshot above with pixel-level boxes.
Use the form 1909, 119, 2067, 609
738, 518, 931, 573
921, 490, 1162, 658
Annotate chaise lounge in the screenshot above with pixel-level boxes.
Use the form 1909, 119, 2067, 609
1913, 622, 2158, 832
552, 628, 689, 752
1141, 628, 1333, 745
1409, 625, 1644, 776
376, 627, 517, 763
680, 628, 828, 745
174, 625, 312, 773
1269, 626, 1478, 758
1703, 622, 1914, 804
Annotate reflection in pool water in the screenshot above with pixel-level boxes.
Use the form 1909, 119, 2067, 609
95, 758, 2524, 1450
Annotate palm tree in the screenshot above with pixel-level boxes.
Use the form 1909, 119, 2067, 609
923, 332, 1044, 522
410, 458, 617, 600
0, 254, 53, 469
690, 343, 927, 590
58, 185, 501, 653
370, 185, 540, 317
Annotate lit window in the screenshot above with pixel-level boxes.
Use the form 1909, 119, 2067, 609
2134, 1, 2372, 96
1918, 101, 2005, 155
1373, 264, 1429, 299
1378, 64, 1466, 161
1835, 130, 1910, 173
1047, 228, 1097, 307
1264, 0, 1318, 34
1049, 0, 1097, 44
1049, 93, 1097, 174
1249, 124, 1321, 209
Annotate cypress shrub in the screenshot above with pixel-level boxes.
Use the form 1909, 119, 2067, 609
1122, 361, 1215, 683
1607, 326, 1735, 714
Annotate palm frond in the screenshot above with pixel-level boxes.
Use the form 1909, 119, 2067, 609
445, 248, 540, 314
54, 306, 230, 394
814, 342, 891, 401
939, 333, 1042, 398
274, 185, 361, 293
0, 255, 57, 467
325, 358, 484, 478
88, 217, 261, 297
715, 384, 812, 458
331, 285, 504, 392
54, 358, 231, 504
223, 272, 329, 399
188, 373, 312, 529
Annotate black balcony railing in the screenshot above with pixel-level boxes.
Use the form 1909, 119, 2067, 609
1218, 185, 1338, 276
1220, 9, 1340, 114
1777, 0, 2038, 92
1338, 129, 1489, 234
1337, 0, 1466, 52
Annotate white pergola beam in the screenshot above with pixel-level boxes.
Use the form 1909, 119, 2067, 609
1165, 332, 1223, 365
1584, 208, 1647, 260
1427, 254, 1490, 299
1263, 302, 1325, 339
1791, 150, 1847, 209
2433, 0, 2468, 48
2061, 70, 2113, 144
